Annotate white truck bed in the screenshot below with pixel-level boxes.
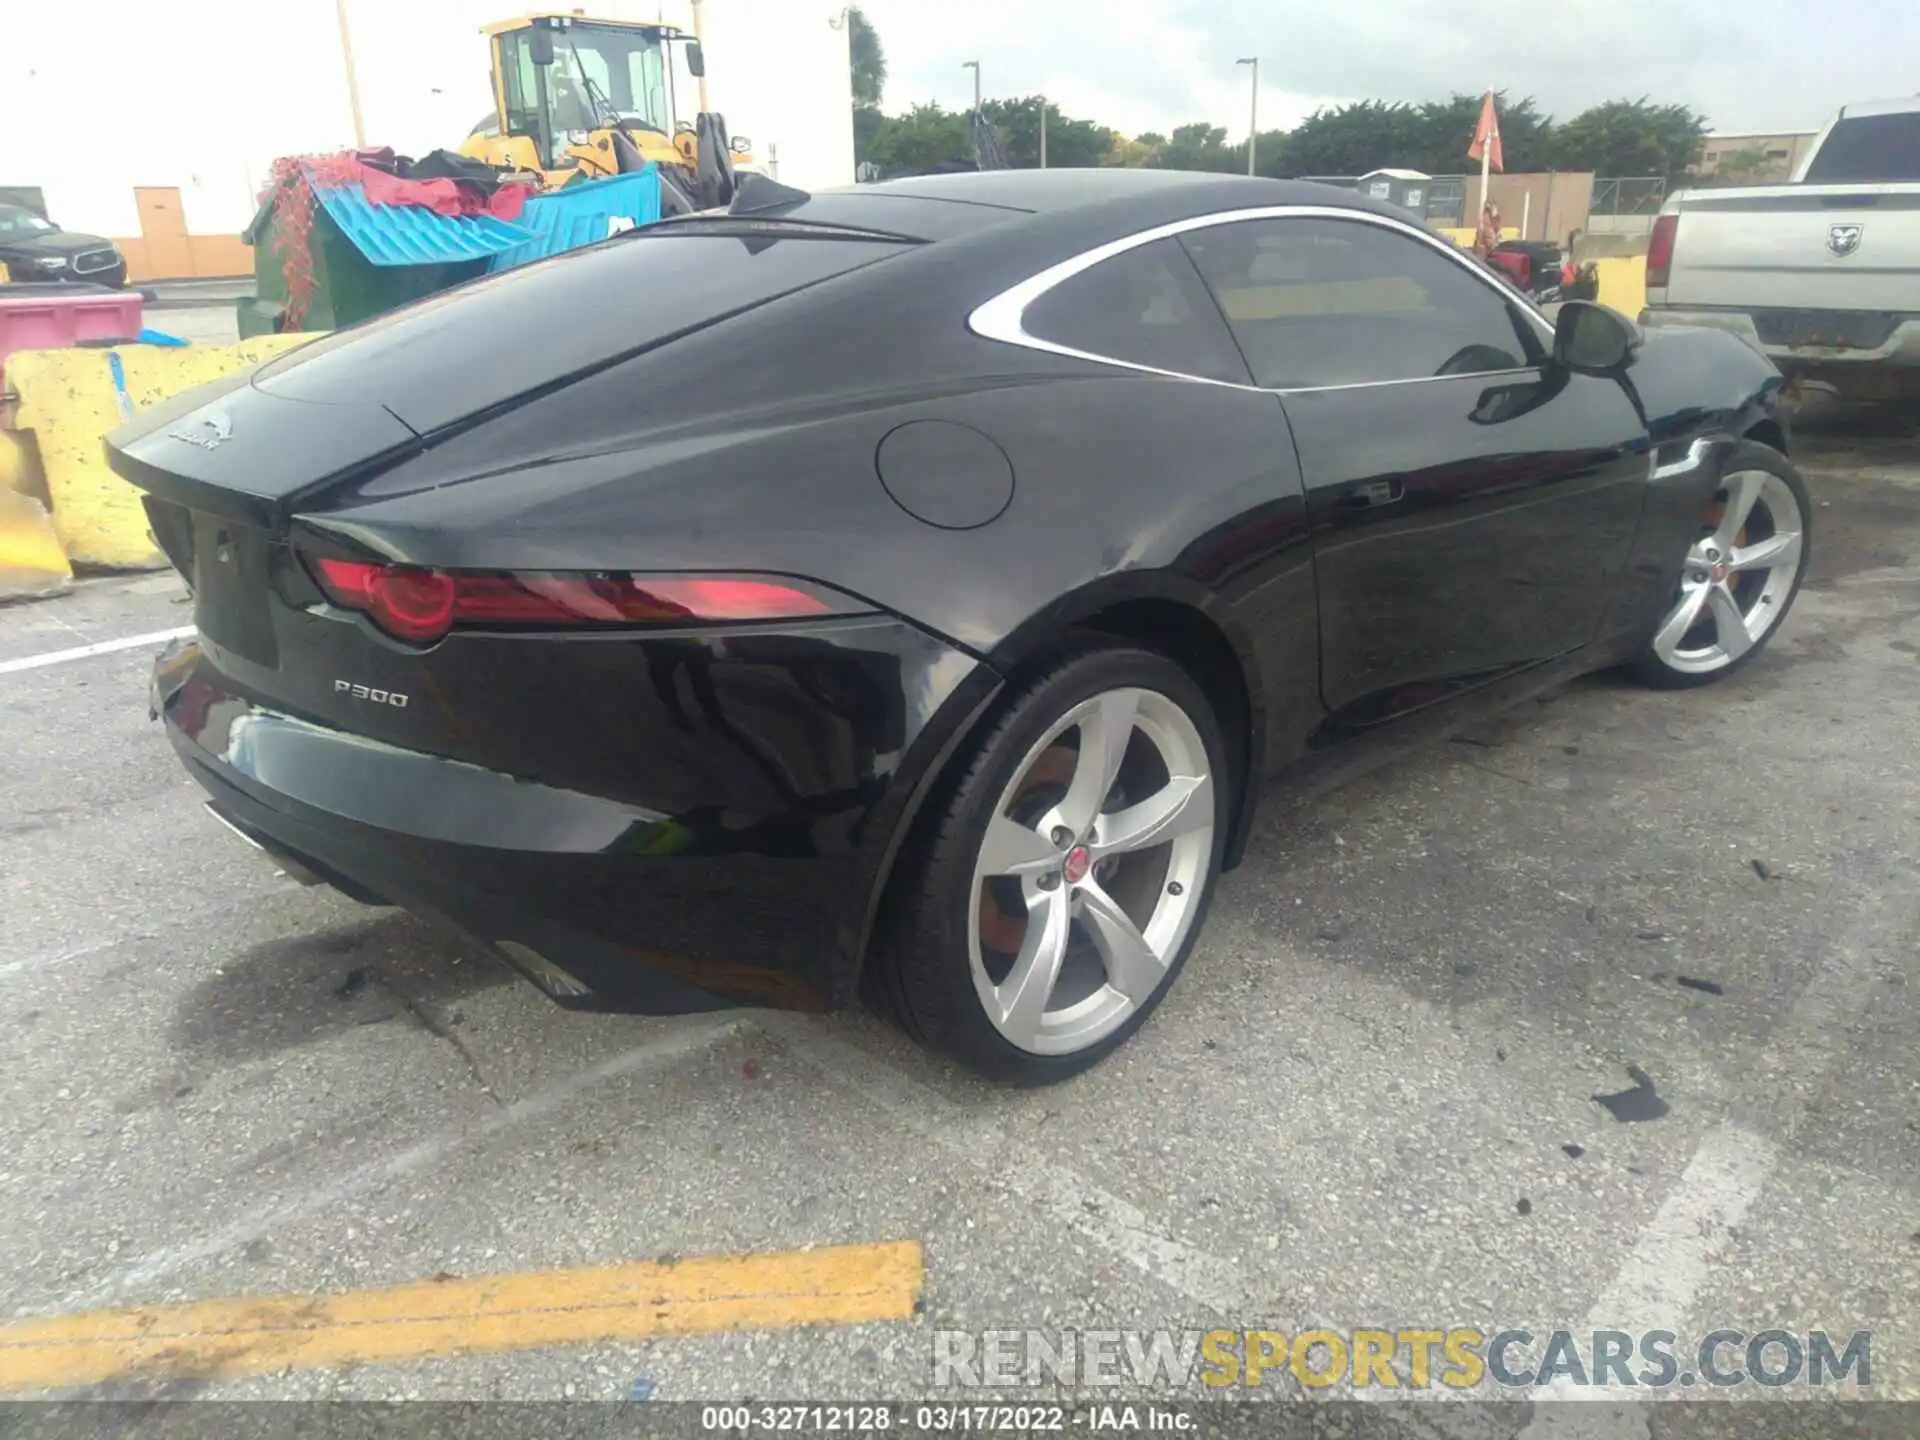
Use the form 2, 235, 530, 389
1642, 98, 1920, 400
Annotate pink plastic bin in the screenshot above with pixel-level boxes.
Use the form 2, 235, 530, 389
0, 287, 145, 389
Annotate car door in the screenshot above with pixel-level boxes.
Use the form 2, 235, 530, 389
1180, 213, 1649, 730
989, 234, 1329, 769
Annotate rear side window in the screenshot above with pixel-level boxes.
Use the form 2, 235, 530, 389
1021, 237, 1252, 384
1802, 113, 1920, 182
1179, 217, 1536, 389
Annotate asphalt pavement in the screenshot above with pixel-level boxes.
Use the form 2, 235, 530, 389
1, 410, 1915, 1424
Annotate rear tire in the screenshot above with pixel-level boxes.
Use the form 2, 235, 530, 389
870, 644, 1228, 1085
1631, 440, 1811, 690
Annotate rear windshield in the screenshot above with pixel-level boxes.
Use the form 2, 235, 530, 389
1802, 113, 1920, 183
252, 232, 910, 434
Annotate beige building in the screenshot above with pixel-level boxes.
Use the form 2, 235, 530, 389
1695, 130, 1819, 182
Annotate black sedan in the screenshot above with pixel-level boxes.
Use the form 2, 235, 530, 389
0, 203, 128, 288
109, 171, 1810, 1084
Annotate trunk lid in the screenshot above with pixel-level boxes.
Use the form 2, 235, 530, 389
112, 374, 420, 532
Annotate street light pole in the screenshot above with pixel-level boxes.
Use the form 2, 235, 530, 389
335, 0, 368, 149
690, 0, 711, 114
1038, 94, 1047, 168
1236, 57, 1258, 176
962, 60, 980, 113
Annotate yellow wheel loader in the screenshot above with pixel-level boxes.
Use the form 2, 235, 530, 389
459, 13, 752, 209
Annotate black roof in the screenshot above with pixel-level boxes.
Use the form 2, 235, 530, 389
716, 170, 1414, 246
862, 168, 1228, 211
856, 169, 1409, 218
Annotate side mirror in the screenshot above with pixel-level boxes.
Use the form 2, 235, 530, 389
529, 27, 555, 66
684, 40, 706, 78
1553, 300, 1642, 375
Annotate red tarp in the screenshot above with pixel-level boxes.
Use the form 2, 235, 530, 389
306, 151, 534, 222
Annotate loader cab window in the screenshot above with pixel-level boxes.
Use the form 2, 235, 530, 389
548, 45, 605, 135
627, 47, 669, 136
553, 23, 673, 134
497, 29, 555, 169
496, 23, 673, 170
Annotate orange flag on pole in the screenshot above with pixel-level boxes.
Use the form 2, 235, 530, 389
1468, 90, 1504, 172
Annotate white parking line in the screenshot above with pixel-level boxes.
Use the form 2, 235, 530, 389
0, 881, 302, 982
0, 626, 195, 677
1519, 870, 1914, 1437
1581, 1125, 1778, 1335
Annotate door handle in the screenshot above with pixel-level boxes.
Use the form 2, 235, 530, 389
1341, 479, 1404, 509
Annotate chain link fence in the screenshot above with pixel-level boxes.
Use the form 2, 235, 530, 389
1589, 177, 1668, 215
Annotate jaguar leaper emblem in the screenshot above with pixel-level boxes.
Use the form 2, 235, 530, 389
170, 412, 233, 450
1826, 224, 1864, 258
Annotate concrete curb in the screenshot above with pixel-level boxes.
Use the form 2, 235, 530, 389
142, 281, 254, 311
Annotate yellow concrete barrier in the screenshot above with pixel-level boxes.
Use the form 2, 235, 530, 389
0, 429, 70, 600
7, 334, 315, 569
0, 426, 36, 497
0, 488, 71, 600
1593, 256, 1647, 321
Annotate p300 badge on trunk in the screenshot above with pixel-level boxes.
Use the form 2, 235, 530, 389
335, 680, 409, 708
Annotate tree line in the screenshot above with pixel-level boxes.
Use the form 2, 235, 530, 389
847, 10, 1713, 182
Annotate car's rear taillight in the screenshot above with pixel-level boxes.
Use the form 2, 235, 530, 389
308, 557, 856, 645
1646, 213, 1679, 289
310, 559, 456, 643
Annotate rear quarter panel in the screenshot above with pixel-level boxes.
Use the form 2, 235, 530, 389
317, 257, 1329, 772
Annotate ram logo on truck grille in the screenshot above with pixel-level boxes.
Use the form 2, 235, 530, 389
335, 680, 410, 707
1826, 224, 1864, 258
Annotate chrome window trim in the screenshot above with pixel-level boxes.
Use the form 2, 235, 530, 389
966, 203, 1557, 396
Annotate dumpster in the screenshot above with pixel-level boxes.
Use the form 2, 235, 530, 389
488, 168, 663, 272
239, 155, 537, 336
239, 188, 491, 338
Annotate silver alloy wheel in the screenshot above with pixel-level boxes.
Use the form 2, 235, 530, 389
1652, 469, 1804, 676
968, 686, 1215, 1056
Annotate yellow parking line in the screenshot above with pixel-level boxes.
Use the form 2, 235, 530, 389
0, 1241, 923, 1392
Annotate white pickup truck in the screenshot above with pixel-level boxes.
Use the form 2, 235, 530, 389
1641, 96, 1920, 401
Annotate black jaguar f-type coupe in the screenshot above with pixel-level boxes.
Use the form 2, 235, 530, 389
111, 170, 1810, 1084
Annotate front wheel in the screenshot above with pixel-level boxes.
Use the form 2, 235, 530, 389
870, 645, 1228, 1085
1632, 440, 1811, 689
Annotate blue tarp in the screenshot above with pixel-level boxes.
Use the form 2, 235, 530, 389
311, 183, 534, 267
487, 168, 663, 273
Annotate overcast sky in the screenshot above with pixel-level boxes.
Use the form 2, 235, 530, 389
855, 0, 1917, 139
